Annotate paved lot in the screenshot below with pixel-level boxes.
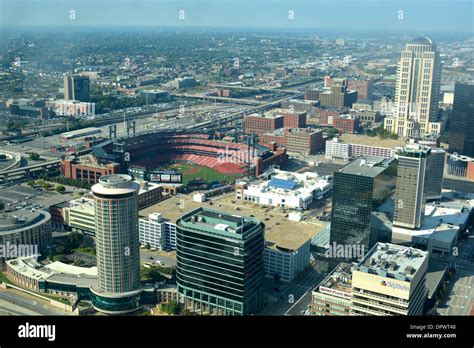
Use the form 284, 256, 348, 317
140, 249, 177, 267
0, 183, 75, 211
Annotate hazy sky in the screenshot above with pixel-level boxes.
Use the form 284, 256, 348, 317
0, 0, 472, 32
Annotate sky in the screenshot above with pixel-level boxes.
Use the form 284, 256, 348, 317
0, 0, 472, 33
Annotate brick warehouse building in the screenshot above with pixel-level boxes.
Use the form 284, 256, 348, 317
61, 154, 120, 184
260, 128, 324, 155
333, 114, 360, 134
244, 110, 306, 136
244, 113, 284, 136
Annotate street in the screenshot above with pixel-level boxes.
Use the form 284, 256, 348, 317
258, 264, 325, 316
437, 234, 474, 316
0, 289, 72, 316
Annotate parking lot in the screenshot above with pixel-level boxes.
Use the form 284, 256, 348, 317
0, 184, 75, 211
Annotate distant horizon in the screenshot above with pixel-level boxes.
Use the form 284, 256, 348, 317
1, 0, 472, 33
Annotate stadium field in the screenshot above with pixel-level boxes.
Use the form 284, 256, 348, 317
166, 163, 242, 185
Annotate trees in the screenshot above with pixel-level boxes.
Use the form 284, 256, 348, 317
55, 185, 66, 194
29, 152, 41, 161
161, 301, 181, 315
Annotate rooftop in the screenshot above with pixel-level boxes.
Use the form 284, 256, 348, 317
315, 262, 352, 299
0, 209, 51, 234
92, 174, 140, 196
337, 133, 406, 148
355, 243, 428, 282
139, 191, 325, 251
337, 156, 396, 178
392, 198, 472, 242
178, 208, 260, 239
409, 37, 433, 45
6, 257, 98, 288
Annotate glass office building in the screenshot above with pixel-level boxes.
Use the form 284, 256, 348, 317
176, 208, 265, 315
330, 156, 397, 252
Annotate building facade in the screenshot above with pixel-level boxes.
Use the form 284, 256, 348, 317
319, 79, 358, 109
351, 243, 428, 316
424, 148, 445, 200
0, 210, 52, 258
61, 155, 120, 184
176, 208, 265, 315
91, 175, 142, 314
311, 263, 352, 316
383, 38, 441, 137
393, 144, 430, 229
449, 82, 474, 157
330, 156, 398, 251
64, 75, 90, 102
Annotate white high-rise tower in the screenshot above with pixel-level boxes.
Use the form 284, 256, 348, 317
384, 37, 442, 137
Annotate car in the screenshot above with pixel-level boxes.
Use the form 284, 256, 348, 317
147, 256, 154, 260
155, 260, 165, 266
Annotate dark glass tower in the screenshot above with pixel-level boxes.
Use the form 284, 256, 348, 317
330, 156, 397, 251
450, 82, 474, 157
176, 208, 265, 316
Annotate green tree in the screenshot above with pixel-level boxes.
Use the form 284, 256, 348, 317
55, 185, 66, 194
29, 152, 40, 161
161, 301, 180, 315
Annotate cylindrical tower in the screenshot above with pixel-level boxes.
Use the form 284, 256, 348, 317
90, 174, 142, 313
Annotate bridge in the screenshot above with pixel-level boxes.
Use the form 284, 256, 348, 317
0, 159, 61, 184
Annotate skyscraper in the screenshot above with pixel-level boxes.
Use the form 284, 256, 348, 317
449, 82, 474, 157
64, 75, 90, 102
330, 156, 398, 251
384, 37, 442, 137
424, 148, 445, 201
176, 208, 265, 316
90, 174, 142, 314
393, 144, 431, 229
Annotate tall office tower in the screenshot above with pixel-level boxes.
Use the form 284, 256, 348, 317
384, 38, 441, 137
424, 148, 445, 201
393, 144, 431, 229
91, 175, 142, 314
176, 208, 265, 316
449, 82, 474, 157
330, 156, 398, 251
351, 243, 429, 316
64, 75, 90, 102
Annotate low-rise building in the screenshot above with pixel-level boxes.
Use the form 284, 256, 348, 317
333, 114, 360, 134
0, 210, 52, 258
139, 212, 176, 251
61, 154, 120, 184
325, 135, 404, 160
236, 169, 330, 210
311, 262, 352, 316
